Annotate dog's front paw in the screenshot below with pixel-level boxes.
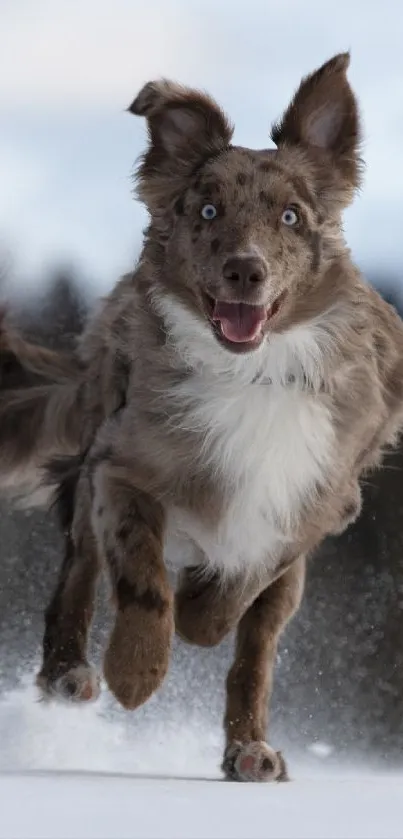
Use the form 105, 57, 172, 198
222, 740, 289, 782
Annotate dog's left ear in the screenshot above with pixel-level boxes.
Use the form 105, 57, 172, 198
271, 53, 363, 206
129, 80, 233, 208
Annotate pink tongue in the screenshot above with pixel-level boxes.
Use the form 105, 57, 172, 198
213, 301, 266, 343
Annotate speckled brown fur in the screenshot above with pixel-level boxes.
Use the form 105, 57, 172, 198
1, 53, 403, 781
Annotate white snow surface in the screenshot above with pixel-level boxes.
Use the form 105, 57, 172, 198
1, 770, 402, 839
0, 672, 400, 839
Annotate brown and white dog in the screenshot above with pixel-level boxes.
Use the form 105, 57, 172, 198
1, 52, 403, 782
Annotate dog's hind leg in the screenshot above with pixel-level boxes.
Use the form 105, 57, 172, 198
36, 464, 101, 703
175, 565, 269, 647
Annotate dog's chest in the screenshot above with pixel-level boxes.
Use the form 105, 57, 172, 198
164, 378, 335, 577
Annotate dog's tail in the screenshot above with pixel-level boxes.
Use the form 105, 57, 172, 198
0, 299, 82, 387
0, 297, 88, 499
0, 377, 84, 499
0, 329, 81, 389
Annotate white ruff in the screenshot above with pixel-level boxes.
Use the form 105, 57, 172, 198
155, 294, 337, 580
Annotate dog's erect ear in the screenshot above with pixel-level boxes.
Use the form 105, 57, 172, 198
129, 80, 233, 208
271, 53, 362, 203
129, 80, 233, 156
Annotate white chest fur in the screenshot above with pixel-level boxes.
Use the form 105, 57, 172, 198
157, 295, 337, 578
164, 376, 335, 579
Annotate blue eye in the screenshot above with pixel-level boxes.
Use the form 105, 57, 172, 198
281, 207, 299, 226
201, 204, 217, 220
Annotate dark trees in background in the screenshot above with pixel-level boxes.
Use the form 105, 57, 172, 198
8, 271, 89, 351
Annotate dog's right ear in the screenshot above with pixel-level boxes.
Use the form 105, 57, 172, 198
128, 80, 233, 209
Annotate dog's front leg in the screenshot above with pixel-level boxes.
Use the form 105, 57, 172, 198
222, 556, 306, 782
91, 452, 174, 710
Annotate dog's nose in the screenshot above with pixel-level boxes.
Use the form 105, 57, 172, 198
222, 255, 268, 288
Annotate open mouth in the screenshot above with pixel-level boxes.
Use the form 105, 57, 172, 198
203, 294, 282, 351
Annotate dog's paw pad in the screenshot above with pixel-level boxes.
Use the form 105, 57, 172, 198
37, 664, 100, 704
222, 741, 288, 783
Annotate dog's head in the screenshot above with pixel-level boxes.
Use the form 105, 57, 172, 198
129, 53, 362, 355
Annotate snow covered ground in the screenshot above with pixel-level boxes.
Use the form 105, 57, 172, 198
0, 665, 402, 839
0, 675, 402, 839
2, 769, 403, 839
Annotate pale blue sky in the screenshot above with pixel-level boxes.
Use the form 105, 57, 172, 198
1, 0, 402, 293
